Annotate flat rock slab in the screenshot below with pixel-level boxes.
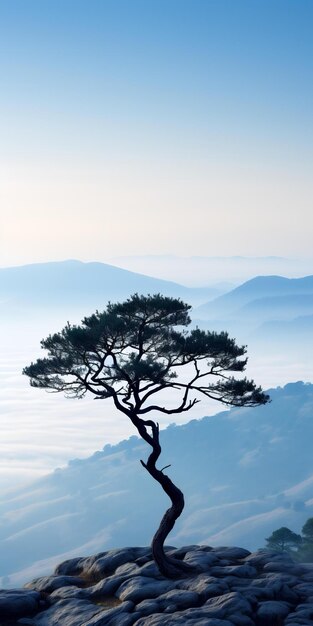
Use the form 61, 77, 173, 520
28, 598, 103, 626
211, 548, 251, 561
1, 545, 313, 626
135, 589, 200, 616
116, 576, 174, 603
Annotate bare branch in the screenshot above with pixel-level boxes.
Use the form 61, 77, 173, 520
160, 464, 171, 472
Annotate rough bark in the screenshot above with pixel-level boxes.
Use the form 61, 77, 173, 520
131, 412, 193, 578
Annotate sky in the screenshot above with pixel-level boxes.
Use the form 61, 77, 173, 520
0, 0, 313, 267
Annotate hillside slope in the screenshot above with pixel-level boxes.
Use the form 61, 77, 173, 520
1, 382, 313, 586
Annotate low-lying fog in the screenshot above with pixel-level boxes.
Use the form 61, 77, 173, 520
0, 315, 312, 494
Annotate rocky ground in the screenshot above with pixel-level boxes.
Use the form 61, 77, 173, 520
1, 545, 313, 625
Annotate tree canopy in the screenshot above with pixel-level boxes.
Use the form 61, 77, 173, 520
265, 527, 302, 553
302, 517, 313, 543
24, 293, 268, 413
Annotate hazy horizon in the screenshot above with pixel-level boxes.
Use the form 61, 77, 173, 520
1, 255, 313, 288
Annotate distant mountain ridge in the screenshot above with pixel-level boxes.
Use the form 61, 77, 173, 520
196, 275, 313, 317
193, 275, 313, 351
0, 260, 221, 316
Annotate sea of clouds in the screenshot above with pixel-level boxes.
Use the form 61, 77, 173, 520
1, 314, 313, 494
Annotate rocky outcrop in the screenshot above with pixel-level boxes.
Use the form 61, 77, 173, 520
1, 545, 313, 625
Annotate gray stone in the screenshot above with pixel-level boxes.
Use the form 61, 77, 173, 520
0, 589, 42, 619
293, 582, 313, 598
210, 547, 251, 561
83, 600, 134, 625
244, 550, 278, 567
166, 545, 207, 559
86, 548, 149, 579
285, 607, 313, 622
279, 583, 300, 603
224, 576, 253, 586
285, 602, 313, 620
114, 562, 140, 576
204, 591, 253, 619
55, 556, 89, 577
251, 578, 288, 600
178, 574, 228, 600
183, 549, 219, 570
263, 561, 305, 575
89, 573, 130, 598
115, 576, 174, 603
259, 571, 299, 586
134, 561, 164, 579
210, 564, 257, 578
239, 585, 274, 602
49, 586, 89, 601
136, 589, 200, 614
134, 598, 160, 617
256, 600, 291, 625
162, 588, 200, 609
31, 598, 102, 625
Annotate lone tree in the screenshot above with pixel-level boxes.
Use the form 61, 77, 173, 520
24, 294, 269, 578
265, 527, 302, 553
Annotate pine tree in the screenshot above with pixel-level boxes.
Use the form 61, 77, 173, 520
24, 293, 269, 577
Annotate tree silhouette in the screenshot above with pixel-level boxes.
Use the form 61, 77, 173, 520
302, 517, 313, 542
24, 294, 269, 577
265, 527, 302, 553
298, 517, 313, 562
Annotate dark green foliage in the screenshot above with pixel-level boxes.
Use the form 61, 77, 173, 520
297, 517, 313, 562
23, 293, 269, 411
302, 517, 313, 542
265, 527, 302, 553
265, 518, 313, 562
297, 542, 313, 562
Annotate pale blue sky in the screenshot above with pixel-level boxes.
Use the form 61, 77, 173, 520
0, 0, 312, 265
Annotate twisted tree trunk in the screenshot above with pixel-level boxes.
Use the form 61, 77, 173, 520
131, 413, 192, 578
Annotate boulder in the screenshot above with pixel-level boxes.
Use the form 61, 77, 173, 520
256, 600, 290, 625
0, 589, 42, 619
115, 576, 173, 603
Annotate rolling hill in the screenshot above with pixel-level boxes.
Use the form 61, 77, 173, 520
192, 275, 313, 350
195, 275, 313, 320
0, 259, 221, 318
